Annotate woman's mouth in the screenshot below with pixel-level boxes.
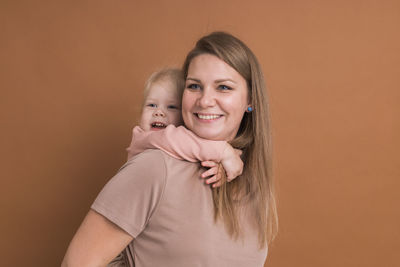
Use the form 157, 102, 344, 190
150, 122, 167, 130
195, 113, 222, 121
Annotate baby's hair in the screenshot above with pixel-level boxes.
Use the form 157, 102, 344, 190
143, 68, 185, 104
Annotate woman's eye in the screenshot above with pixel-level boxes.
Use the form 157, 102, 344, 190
219, 84, 232, 90
147, 103, 156, 108
187, 83, 201, 90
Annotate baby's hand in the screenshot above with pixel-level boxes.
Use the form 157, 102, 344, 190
220, 145, 243, 182
200, 145, 243, 187
201, 161, 225, 188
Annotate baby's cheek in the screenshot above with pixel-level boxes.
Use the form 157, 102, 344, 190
139, 115, 151, 131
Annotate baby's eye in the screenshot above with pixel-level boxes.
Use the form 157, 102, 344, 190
218, 84, 232, 91
147, 103, 157, 108
167, 105, 179, 109
187, 83, 201, 90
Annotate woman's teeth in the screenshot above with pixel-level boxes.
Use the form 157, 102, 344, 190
197, 114, 221, 120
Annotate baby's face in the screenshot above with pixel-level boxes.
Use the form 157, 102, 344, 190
140, 78, 183, 131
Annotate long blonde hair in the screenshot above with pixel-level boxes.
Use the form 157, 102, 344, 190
182, 32, 278, 248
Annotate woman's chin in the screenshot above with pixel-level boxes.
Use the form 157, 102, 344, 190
191, 128, 231, 141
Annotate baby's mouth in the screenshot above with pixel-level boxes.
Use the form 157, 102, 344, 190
151, 122, 167, 130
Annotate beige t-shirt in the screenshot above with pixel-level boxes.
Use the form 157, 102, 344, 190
91, 149, 267, 267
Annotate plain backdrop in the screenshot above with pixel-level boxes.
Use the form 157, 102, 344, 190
1, 0, 399, 266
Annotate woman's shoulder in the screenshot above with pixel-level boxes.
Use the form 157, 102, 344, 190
124, 149, 167, 166
125, 149, 197, 168
119, 149, 196, 181
92, 149, 170, 238
119, 150, 165, 179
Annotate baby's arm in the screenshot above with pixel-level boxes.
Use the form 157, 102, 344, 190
127, 125, 229, 162
126, 125, 243, 183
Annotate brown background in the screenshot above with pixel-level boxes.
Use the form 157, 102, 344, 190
1, 0, 399, 266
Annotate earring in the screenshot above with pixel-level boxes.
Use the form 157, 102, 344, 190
247, 106, 253, 112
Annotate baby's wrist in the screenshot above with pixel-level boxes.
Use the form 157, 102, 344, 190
221, 144, 235, 163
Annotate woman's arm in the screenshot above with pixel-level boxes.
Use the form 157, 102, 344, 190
62, 210, 133, 267
63, 150, 167, 266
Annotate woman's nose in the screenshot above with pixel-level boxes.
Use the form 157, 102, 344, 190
198, 88, 216, 108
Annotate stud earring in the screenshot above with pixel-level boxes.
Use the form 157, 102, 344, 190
247, 106, 253, 112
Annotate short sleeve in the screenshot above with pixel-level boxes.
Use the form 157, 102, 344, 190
91, 150, 167, 238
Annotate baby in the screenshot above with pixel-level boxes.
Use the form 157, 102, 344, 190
126, 68, 243, 187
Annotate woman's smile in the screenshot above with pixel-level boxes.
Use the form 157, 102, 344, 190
195, 113, 223, 121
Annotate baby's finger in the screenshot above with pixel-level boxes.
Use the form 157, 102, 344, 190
206, 175, 220, 185
212, 180, 224, 188
201, 167, 218, 178
201, 161, 217, 168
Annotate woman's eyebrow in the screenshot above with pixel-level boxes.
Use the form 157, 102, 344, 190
186, 77, 201, 82
215, 79, 236, 84
187, 77, 236, 84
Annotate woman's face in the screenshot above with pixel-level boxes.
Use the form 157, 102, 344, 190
182, 54, 249, 141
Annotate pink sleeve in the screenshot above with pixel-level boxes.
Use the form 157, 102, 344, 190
126, 125, 229, 162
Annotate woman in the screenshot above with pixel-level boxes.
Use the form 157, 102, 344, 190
62, 31, 277, 266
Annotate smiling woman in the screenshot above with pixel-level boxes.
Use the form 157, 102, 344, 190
62, 32, 276, 267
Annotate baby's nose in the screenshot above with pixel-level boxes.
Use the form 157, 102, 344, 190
154, 108, 166, 117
